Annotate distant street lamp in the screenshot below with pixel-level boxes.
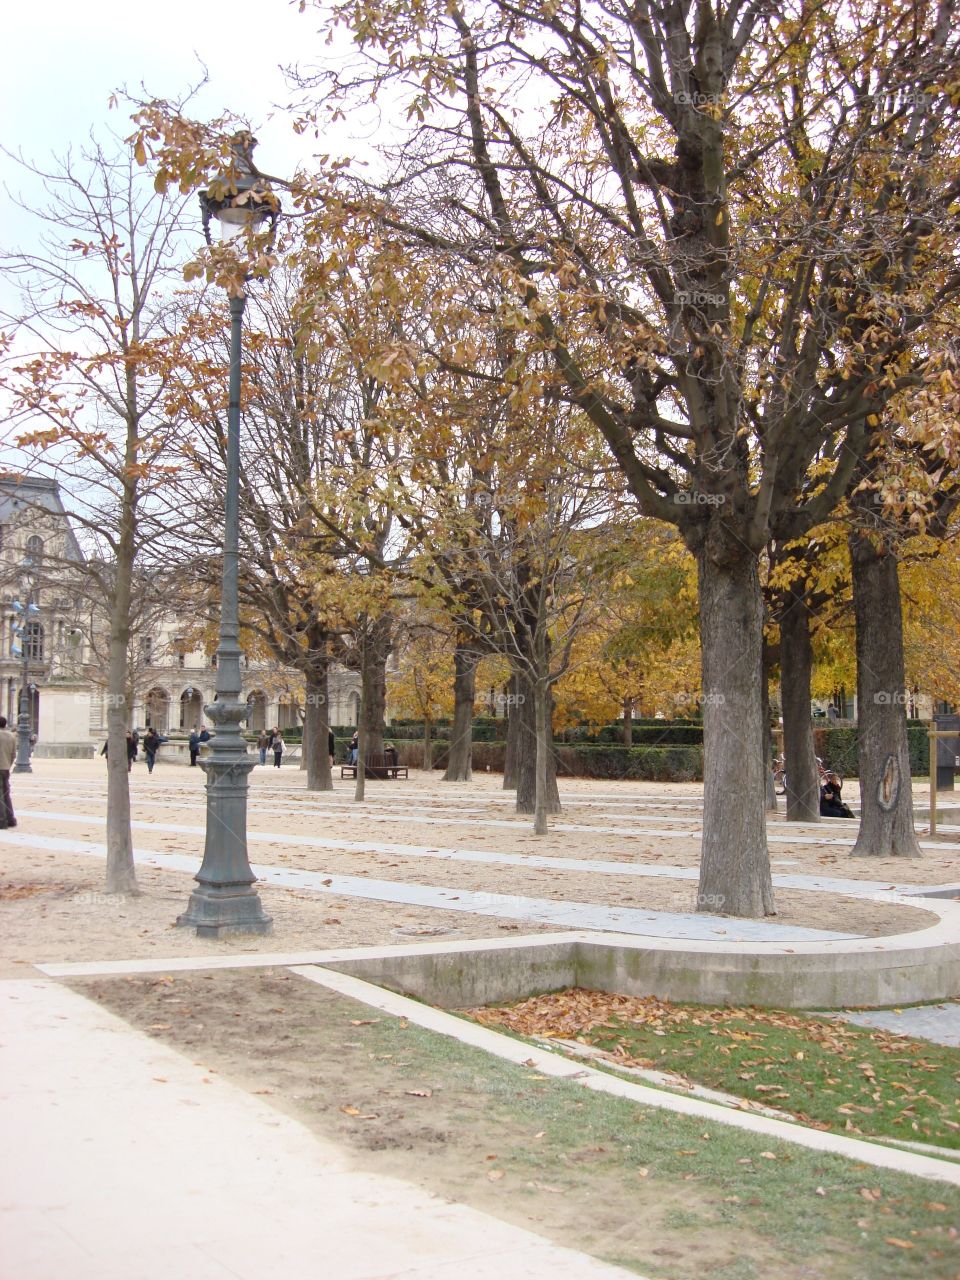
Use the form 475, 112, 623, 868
12, 569, 40, 774
178, 135, 279, 937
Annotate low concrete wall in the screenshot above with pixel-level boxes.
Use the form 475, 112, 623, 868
34, 743, 96, 759
322, 899, 960, 1010
330, 936, 578, 1008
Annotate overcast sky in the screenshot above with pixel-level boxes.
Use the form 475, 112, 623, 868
0, 0, 392, 470
0, 0, 345, 191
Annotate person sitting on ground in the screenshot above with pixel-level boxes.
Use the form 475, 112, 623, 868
820, 771, 854, 818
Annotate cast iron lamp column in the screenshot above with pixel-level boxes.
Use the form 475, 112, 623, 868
178, 136, 278, 937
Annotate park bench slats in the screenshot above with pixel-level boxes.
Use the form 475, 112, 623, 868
340, 752, 408, 780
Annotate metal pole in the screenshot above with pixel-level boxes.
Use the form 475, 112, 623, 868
178, 291, 271, 936
14, 590, 33, 774
929, 725, 937, 837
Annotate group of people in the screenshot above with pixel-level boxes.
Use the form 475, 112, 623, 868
101, 727, 171, 773
346, 733, 398, 768
256, 728, 287, 767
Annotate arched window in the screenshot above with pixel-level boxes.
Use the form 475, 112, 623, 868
26, 621, 44, 661
25, 535, 43, 564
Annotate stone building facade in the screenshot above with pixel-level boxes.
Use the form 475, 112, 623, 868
0, 474, 361, 755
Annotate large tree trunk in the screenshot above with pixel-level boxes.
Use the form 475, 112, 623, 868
533, 677, 552, 834
360, 615, 390, 760
696, 548, 774, 917
779, 590, 820, 822
503, 675, 520, 790
515, 667, 560, 816
849, 533, 921, 858
304, 662, 332, 791
104, 464, 138, 895
443, 641, 477, 781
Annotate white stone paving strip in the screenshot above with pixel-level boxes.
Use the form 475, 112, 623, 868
19, 791, 959, 851
290, 965, 960, 1187
0, 979, 641, 1280
0, 831, 858, 942
9, 808, 949, 900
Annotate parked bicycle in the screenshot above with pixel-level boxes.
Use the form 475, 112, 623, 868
772, 755, 837, 796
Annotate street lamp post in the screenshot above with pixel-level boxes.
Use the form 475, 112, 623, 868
12, 573, 39, 774
178, 136, 279, 937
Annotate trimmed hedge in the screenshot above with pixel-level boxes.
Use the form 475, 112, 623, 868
812, 724, 931, 778
413, 739, 703, 781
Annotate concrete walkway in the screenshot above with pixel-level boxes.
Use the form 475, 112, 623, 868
834, 1002, 960, 1048
0, 979, 641, 1280
1, 829, 862, 943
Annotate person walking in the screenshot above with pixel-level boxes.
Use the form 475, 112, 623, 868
188, 727, 200, 767
348, 730, 359, 765
142, 727, 167, 774
273, 730, 285, 769
257, 729, 269, 766
125, 731, 136, 772
0, 716, 18, 828
328, 728, 335, 769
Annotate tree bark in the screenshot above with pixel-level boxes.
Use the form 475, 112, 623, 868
503, 675, 519, 790
696, 548, 775, 917
423, 715, 433, 771
533, 677, 551, 834
360, 614, 390, 759
515, 667, 560, 816
779, 590, 821, 822
303, 662, 332, 791
849, 533, 921, 857
104, 445, 139, 895
443, 641, 478, 781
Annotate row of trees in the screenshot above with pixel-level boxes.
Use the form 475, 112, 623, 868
3, 0, 959, 913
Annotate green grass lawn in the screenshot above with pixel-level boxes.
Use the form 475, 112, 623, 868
469, 990, 960, 1150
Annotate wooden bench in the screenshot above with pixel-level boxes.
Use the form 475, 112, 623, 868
340, 752, 408, 781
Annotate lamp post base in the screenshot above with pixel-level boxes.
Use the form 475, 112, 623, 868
177, 886, 273, 937
177, 713, 272, 937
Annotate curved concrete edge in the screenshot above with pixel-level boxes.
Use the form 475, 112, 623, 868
322, 900, 960, 1010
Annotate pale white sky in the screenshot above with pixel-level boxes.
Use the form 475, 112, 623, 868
0, 0, 395, 470
0, 0, 380, 241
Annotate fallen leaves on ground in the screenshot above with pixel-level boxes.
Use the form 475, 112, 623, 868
465, 988, 960, 1146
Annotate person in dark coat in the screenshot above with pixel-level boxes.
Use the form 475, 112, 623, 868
328, 729, 335, 768
273, 731, 285, 768
143, 727, 167, 774
188, 728, 200, 767
820, 771, 854, 818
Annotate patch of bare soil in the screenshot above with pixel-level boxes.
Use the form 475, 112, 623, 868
0, 850, 552, 978
69, 969, 954, 1280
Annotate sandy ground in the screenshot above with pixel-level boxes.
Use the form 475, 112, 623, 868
0, 760, 953, 974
